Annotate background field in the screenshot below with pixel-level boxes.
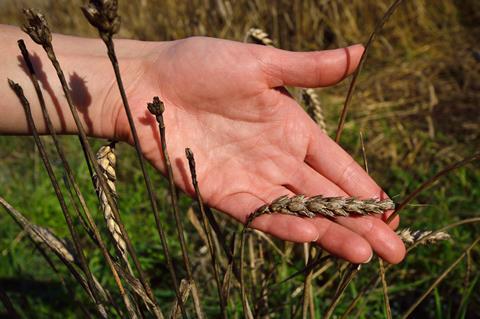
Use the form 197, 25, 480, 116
0, 0, 479, 318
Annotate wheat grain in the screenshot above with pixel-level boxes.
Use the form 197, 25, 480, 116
397, 228, 451, 245
246, 28, 274, 46
302, 88, 327, 133
93, 143, 129, 263
250, 195, 394, 223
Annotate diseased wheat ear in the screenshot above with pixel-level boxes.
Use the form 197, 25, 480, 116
246, 28, 274, 46
250, 195, 395, 223
397, 228, 451, 245
31, 224, 76, 263
302, 88, 327, 133
32, 224, 110, 303
94, 143, 129, 265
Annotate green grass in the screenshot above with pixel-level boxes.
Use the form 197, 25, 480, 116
1, 0, 479, 318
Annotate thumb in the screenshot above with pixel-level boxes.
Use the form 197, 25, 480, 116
252, 44, 364, 88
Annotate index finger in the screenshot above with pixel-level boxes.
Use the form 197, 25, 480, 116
305, 122, 400, 228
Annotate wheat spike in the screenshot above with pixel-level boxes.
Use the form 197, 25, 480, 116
246, 28, 274, 46
250, 195, 394, 223
397, 228, 451, 245
0, 196, 110, 304
302, 88, 327, 133
94, 143, 129, 265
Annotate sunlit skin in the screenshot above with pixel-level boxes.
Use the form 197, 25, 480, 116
1, 25, 405, 264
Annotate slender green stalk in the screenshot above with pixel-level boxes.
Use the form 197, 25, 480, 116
401, 237, 480, 319
340, 217, 480, 319
387, 152, 480, 223
323, 264, 360, 319
378, 259, 392, 319
17, 39, 139, 319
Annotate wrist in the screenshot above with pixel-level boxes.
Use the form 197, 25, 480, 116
106, 39, 170, 144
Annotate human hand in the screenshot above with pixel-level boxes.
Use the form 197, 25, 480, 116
109, 37, 405, 264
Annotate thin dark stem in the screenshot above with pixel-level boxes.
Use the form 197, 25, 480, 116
387, 152, 480, 223
340, 217, 480, 319
240, 226, 254, 319
8, 80, 107, 318
98, 35, 180, 318
147, 97, 202, 318
205, 206, 241, 279
185, 148, 226, 318
0, 286, 21, 319
401, 237, 480, 319
323, 264, 360, 319
360, 132, 391, 319
17, 39, 139, 319
0, 196, 114, 318
335, 0, 405, 143
359, 132, 368, 174
21, 13, 161, 314
378, 259, 392, 319
301, 244, 313, 319
34, 247, 95, 319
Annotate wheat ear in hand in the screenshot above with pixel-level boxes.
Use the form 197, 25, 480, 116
249, 195, 395, 224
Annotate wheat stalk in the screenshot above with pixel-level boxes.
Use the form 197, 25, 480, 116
0, 196, 112, 307
250, 195, 394, 223
397, 228, 451, 245
302, 88, 327, 133
246, 28, 274, 46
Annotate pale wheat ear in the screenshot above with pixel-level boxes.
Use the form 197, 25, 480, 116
94, 143, 130, 268
397, 228, 451, 246
245, 27, 274, 46
251, 195, 395, 219
302, 88, 327, 133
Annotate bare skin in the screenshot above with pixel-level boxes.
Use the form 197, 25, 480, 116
0, 25, 405, 264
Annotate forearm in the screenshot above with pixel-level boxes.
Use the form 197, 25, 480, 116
0, 24, 156, 139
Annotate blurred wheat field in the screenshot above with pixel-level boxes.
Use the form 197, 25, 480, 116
0, 0, 479, 318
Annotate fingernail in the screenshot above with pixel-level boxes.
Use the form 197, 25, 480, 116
362, 252, 374, 264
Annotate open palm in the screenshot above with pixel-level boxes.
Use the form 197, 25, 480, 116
116, 37, 405, 264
